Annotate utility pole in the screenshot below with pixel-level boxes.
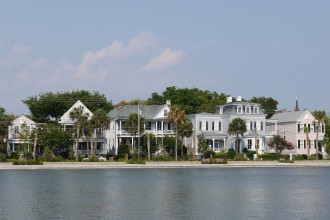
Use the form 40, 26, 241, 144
138, 103, 140, 160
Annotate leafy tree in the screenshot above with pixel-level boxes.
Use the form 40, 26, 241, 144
228, 118, 247, 154
117, 144, 130, 159
148, 86, 228, 114
197, 133, 208, 157
167, 107, 186, 160
70, 106, 89, 161
125, 113, 145, 149
0, 107, 13, 147
22, 90, 112, 122
304, 125, 310, 158
250, 96, 278, 119
36, 122, 74, 155
268, 135, 294, 155
19, 122, 33, 154
313, 110, 326, 160
141, 133, 157, 160
162, 135, 178, 157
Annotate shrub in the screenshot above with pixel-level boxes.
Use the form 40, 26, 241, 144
10, 151, 20, 159
259, 153, 290, 161
246, 150, 256, 160
234, 153, 248, 161
226, 149, 236, 159
294, 154, 307, 160
118, 144, 130, 159
152, 155, 173, 161
0, 153, 7, 162
12, 159, 43, 165
126, 159, 145, 164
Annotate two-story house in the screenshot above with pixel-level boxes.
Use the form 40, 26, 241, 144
266, 110, 325, 156
188, 96, 267, 155
107, 103, 174, 154
59, 100, 108, 156
7, 115, 37, 155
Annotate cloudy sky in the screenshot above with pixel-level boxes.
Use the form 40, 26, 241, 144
1, 1, 329, 114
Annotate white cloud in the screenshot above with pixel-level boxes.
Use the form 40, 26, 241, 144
0, 59, 12, 68
11, 43, 32, 55
142, 48, 184, 72
75, 31, 159, 80
15, 58, 48, 81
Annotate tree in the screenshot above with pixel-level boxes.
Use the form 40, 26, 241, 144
162, 135, 178, 156
22, 90, 112, 122
167, 108, 186, 160
70, 106, 89, 161
125, 113, 145, 150
268, 135, 294, 155
0, 107, 13, 150
197, 133, 208, 158
35, 122, 74, 156
178, 118, 193, 156
141, 133, 157, 160
228, 118, 247, 154
90, 109, 110, 155
147, 86, 228, 114
313, 110, 326, 160
304, 125, 310, 158
19, 122, 32, 154
250, 97, 278, 119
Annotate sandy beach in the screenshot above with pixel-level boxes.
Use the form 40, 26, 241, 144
1, 160, 330, 170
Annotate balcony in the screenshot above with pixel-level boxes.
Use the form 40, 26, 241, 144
117, 129, 174, 136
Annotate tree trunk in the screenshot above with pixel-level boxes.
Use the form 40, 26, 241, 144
147, 133, 151, 161
33, 129, 38, 161
175, 124, 178, 161
76, 123, 80, 162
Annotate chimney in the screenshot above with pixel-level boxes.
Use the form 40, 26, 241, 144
236, 96, 242, 102
227, 97, 232, 103
166, 100, 171, 106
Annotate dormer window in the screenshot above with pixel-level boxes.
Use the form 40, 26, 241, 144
245, 106, 251, 114
219, 108, 223, 115
164, 109, 168, 117
237, 106, 243, 114
253, 106, 259, 114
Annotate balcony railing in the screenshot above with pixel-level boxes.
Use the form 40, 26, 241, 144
78, 149, 108, 155
117, 129, 174, 136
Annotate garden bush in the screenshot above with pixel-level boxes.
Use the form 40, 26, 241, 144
12, 159, 43, 165
233, 153, 248, 161
126, 158, 145, 164
0, 153, 7, 162
226, 149, 236, 159
152, 155, 173, 161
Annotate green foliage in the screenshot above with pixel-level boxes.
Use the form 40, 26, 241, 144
226, 149, 236, 159
147, 86, 228, 114
294, 154, 308, 160
197, 133, 208, 156
126, 158, 146, 164
152, 155, 173, 161
249, 97, 278, 119
117, 144, 130, 159
0, 107, 13, 143
141, 133, 158, 155
259, 153, 290, 161
228, 118, 247, 137
162, 135, 180, 156
10, 151, 20, 159
36, 122, 74, 154
84, 156, 100, 162
0, 153, 7, 162
125, 113, 145, 137
22, 90, 112, 122
233, 153, 248, 161
40, 147, 55, 161
245, 150, 256, 160
267, 135, 294, 154
12, 159, 43, 165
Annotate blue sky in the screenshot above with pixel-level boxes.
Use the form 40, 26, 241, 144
1, 0, 329, 114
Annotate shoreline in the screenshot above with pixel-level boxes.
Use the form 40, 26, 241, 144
1, 160, 330, 170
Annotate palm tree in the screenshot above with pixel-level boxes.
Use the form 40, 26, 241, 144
313, 110, 326, 160
167, 108, 185, 160
90, 109, 110, 155
178, 118, 193, 157
125, 113, 145, 153
304, 125, 310, 158
228, 118, 247, 154
70, 106, 89, 162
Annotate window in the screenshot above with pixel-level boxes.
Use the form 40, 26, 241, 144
310, 140, 314, 149
164, 109, 168, 117
14, 126, 19, 134
248, 139, 252, 149
219, 122, 221, 131
304, 140, 306, 149
168, 123, 171, 130
245, 106, 251, 114
298, 140, 304, 149
298, 124, 304, 133
260, 122, 263, 131
237, 106, 243, 114
157, 122, 162, 130
145, 122, 151, 130
219, 108, 223, 115
212, 122, 214, 131
253, 106, 259, 114
250, 121, 253, 131
309, 124, 314, 133
199, 121, 202, 131
206, 122, 208, 131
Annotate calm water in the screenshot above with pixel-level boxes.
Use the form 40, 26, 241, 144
0, 168, 329, 220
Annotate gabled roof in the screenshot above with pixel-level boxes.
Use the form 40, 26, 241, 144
270, 110, 314, 123
108, 105, 168, 120
59, 100, 93, 124
12, 115, 36, 125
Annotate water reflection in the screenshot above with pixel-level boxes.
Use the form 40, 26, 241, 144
0, 168, 330, 220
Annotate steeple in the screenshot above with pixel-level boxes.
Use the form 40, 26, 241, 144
294, 96, 300, 111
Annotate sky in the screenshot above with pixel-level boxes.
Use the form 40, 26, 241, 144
0, 0, 329, 115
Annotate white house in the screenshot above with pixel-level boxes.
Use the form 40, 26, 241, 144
7, 115, 37, 155
187, 96, 267, 155
59, 100, 108, 156
107, 103, 174, 154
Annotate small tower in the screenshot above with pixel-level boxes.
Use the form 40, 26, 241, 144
294, 96, 300, 112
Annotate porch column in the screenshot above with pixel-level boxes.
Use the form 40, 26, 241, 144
161, 121, 164, 135
119, 121, 122, 131
212, 138, 215, 151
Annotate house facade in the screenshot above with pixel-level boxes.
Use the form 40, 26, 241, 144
188, 96, 267, 155
266, 110, 326, 156
59, 100, 108, 156
107, 104, 174, 154
7, 115, 37, 155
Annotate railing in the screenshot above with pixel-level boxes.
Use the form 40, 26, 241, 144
78, 149, 107, 155
117, 130, 175, 136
